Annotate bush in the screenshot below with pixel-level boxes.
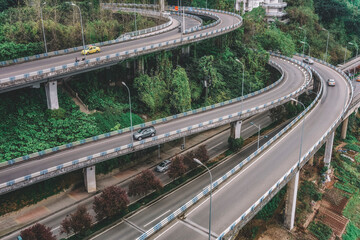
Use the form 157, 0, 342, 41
168, 155, 187, 180
228, 136, 244, 152
128, 170, 163, 197
309, 221, 332, 240
93, 186, 129, 221
20, 223, 56, 240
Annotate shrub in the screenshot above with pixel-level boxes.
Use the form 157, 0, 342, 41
168, 155, 187, 180
20, 223, 56, 240
93, 186, 129, 221
309, 221, 332, 240
228, 136, 244, 151
128, 170, 163, 197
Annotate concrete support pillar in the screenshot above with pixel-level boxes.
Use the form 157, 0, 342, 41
159, 0, 164, 12
137, 58, 144, 74
324, 131, 335, 169
84, 166, 96, 193
45, 81, 59, 110
284, 171, 299, 230
230, 120, 242, 139
182, 46, 190, 55
341, 117, 349, 140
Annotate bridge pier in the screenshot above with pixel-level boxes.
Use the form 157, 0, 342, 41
341, 117, 349, 139
284, 171, 299, 230
45, 81, 59, 110
159, 0, 164, 12
84, 165, 96, 193
137, 58, 144, 75
230, 120, 242, 139
324, 131, 335, 170
182, 46, 190, 55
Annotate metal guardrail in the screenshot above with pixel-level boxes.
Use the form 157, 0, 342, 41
0, 3, 171, 67
0, 59, 284, 167
0, 7, 242, 86
0, 57, 312, 193
134, 54, 314, 240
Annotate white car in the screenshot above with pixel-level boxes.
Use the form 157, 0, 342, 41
303, 58, 314, 65
327, 79, 335, 87
155, 160, 171, 172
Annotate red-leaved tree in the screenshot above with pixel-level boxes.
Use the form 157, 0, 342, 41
194, 145, 209, 163
20, 223, 56, 240
183, 150, 197, 169
168, 155, 187, 180
60, 205, 92, 236
128, 169, 163, 197
93, 186, 129, 221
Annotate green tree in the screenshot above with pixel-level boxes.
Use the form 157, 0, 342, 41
170, 66, 191, 113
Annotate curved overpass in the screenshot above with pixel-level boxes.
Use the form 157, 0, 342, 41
0, 7, 241, 93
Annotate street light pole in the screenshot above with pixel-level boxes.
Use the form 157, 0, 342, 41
122, 82, 134, 145
40, 2, 47, 53
298, 27, 306, 55
322, 28, 329, 61
300, 41, 311, 57
250, 122, 260, 150
71, 2, 86, 51
193, 158, 212, 240
290, 98, 306, 171
235, 58, 245, 114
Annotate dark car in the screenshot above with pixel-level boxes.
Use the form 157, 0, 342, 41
303, 58, 314, 65
155, 159, 171, 172
133, 126, 156, 141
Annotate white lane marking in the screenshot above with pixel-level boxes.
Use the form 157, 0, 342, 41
185, 98, 323, 217
51, 226, 60, 232
153, 221, 180, 240
208, 142, 224, 151
143, 210, 171, 227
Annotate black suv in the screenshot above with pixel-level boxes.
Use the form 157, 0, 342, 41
133, 126, 156, 140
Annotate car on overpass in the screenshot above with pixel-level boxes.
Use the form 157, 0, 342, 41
81, 45, 100, 55
303, 58, 314, 65
327, 79, 336, 86
133, 126, 156, 140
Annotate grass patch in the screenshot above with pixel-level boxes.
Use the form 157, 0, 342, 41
342, 222, 360, 240
343, 191, 360, 228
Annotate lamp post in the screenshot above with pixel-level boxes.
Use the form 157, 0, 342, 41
322, 28, 329, 61
298, 27, 306, 55
290, 98, 305, 170
300, 41, 311, 57
235, 58, 245, 114
193, 158, 212, 240
40, 2, 47, 53
71, 2, 86, 51
122, 82, 134, 145
250, 122, 260, 150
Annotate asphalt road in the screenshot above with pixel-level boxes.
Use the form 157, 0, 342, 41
150, 59, 351, 240
0, 57, 307, 186
0, 11, 240, 81
1, 111, 273, 240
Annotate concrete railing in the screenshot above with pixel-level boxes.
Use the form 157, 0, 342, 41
134, 54, 315, 240
0, 3, 170, 67
0, 59, 284, 167
0, 57, 312, 194
216, 53, 354, 239
0, 7, 242, 88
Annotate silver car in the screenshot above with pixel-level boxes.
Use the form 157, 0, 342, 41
303, 58, 314, 65
133, 126, 156, 141
155, 160, 171, 172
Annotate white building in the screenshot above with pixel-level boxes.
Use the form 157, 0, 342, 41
236, 0, 288, 23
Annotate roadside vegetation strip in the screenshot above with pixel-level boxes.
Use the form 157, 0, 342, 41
0, 57, 284, 167
0, 56, 311, 191
135, 59, 320, 240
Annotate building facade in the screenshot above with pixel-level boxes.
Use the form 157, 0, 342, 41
236, 0, 288, 23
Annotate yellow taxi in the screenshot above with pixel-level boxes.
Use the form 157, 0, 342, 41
81, 45, 100, 55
